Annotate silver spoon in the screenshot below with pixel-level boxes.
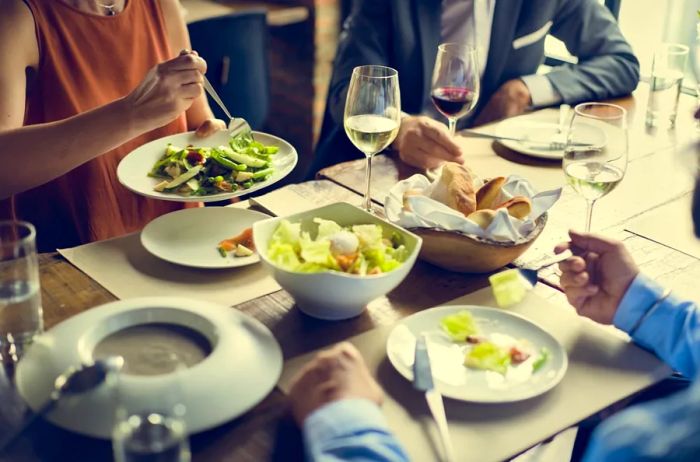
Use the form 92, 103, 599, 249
0, 356, 124, 452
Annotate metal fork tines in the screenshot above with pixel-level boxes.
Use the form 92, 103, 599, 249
201, 75, 252, 137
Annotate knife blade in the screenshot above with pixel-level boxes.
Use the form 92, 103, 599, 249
413, 335, 455, 462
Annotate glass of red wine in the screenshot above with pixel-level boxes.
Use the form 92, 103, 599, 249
431, 43, 480, 136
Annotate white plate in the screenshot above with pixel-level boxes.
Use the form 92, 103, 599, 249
117, 130, 297, 203
141, 207, 270, 269
386, 305, 568, 403
495, 117, 565, 160
16, 297, 283, 438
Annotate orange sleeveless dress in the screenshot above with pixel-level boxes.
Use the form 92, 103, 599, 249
6, 0, 189, 252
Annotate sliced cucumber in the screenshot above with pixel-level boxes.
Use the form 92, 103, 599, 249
165, 165, 203, 189
219, 146, 267, 168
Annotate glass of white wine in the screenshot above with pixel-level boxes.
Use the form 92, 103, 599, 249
344, 65, 401, 212
564, 103, 628, 232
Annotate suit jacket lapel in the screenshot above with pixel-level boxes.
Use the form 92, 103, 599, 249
414, 0, 441, 110
481, 0, 523, 100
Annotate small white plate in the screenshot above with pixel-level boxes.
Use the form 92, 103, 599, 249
117, 130, 297, 203
386, 305, 568, 403
141, 207, 269, 269
16, 297, 283, 438
495, 117, 565, 160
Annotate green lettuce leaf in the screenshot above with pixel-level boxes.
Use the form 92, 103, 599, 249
464, 342, 511, 375
440, 311, 478, 342
270, 220, 301, 253
299, 232, 339, 269
268, 243, 301, 271
314, 218, 343, 240
352, 224, 383, 250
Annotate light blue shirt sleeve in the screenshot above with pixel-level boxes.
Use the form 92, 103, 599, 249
303, 398, 410, 462
582, 273, 700, 462
613, 273, 700, 379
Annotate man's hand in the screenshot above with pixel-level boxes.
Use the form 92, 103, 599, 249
392, 115, 464, 170
473, 79, 532, 126
555, 230, 639, 325
194, 118, 226, 137
287, 342, 384, 425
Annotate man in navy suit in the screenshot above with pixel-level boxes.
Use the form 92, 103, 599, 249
310, 0, 639, 175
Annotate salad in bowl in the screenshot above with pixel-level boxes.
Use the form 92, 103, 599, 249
253, 203, 422, 320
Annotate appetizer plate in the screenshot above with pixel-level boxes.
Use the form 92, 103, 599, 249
495, 116, 566, 160
15, 297, 283, 438
117, 130, 298, 202
141, 207, 269, 269
386, 305, 568, 403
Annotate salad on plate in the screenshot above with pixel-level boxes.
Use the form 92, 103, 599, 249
149, 132, 278, 196
267, 218, 408, 275
440, 310, 549, 376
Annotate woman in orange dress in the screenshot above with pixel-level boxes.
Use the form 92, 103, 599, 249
0, 0, 226, 251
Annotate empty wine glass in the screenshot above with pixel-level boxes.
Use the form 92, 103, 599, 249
344, 65, 401, 212
430, 43, 480, 136
563, 103, 628, 232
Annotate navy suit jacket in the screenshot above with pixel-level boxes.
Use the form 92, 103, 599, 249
309, 0, 640, 177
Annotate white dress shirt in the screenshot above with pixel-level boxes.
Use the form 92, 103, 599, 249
439, 0, 561, 108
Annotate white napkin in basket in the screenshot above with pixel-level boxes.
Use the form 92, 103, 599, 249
384, 173, 561, 243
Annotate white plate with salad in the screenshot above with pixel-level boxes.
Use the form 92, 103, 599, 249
386, 305, 567, 403
141, 207, 270, 269
117, 130, 297, 202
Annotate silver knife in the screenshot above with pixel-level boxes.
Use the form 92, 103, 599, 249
413, 335, 455, 462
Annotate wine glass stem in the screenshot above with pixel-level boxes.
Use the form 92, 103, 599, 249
448, 118, 457, 136
585, 199, 595, 232
364, 154, 373, 213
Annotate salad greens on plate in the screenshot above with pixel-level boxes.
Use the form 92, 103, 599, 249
267, 218, 408, 275
440, 310, 549, 375
149, 132, 278, 196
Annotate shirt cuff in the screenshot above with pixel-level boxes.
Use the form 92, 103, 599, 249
613, 273, 667, 334
303, 398, 390, 447
520, 74, 562, 108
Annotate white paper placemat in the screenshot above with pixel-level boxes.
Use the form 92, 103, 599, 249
59, 201, 281, 306
626, 193, 700, 259
279, 287, 670, 462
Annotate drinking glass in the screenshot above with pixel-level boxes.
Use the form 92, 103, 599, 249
112, 357, 190, 462
344, 65, 401, 212
646, 43, 689, 129
564, 103, 628, 232
430, 43, 480, 136
0, 221, 42, 363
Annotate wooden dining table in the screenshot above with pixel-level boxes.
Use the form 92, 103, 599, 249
1, 82, 699, 462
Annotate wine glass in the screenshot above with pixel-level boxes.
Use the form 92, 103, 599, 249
344, 65, 401, 212
563, 103, 628, 232
430, 43, 480, 136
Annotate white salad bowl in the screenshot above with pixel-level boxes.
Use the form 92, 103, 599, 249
253, 202, 422, 320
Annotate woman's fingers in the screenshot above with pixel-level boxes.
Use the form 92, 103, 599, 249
195, 119, 226, 137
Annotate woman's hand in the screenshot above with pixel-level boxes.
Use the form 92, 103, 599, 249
123, 50, 207, 133
195, 119, 227, 137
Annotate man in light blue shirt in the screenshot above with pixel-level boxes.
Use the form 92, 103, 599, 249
287, 184, 700, 459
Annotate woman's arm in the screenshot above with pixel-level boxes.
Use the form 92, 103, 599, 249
0, 0, 207, 200
159, 0, 222, 132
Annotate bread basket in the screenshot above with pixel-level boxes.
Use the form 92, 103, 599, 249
409, 212, 547, 273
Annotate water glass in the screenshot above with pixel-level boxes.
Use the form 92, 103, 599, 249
646, 43, 689, 129
0, 221, 42, 362
112, 361, 190, 462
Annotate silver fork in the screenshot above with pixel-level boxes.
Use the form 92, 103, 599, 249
201, 75, 252, 137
